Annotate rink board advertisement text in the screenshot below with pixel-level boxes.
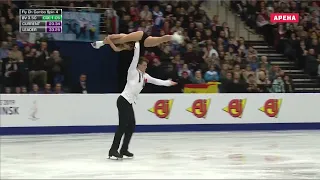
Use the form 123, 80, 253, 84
0, 94, 320, 135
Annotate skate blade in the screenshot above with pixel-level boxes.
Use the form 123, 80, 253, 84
108, 156, 123, 160
122, 155, 134, 159
91, 42, 100, 49
108, 156, 123, 161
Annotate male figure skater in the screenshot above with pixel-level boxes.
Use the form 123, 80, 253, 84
107, 39, 177, 159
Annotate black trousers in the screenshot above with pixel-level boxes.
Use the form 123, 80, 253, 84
110, 95, 136, 152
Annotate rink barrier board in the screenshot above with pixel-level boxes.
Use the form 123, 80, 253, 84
1, 123, 320, 135
1, 94, 320, 135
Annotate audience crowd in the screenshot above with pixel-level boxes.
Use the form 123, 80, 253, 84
232, 0, 320, 81
113, 0, 292, 93
1, 0, 309, 94
0, 1, 69, 94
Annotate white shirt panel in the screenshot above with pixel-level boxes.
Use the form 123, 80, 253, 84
121, 42, 171, 104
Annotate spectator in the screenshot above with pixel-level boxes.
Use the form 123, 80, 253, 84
247, 46, 258, 57
43, 84, 52, 94
129, 6, 139, 22
71, 74, 88, 94
14, 86, 21, 94
256, 11, 274, 46
6, 35, 13, 49
305, 49, 318, 76
192, 70, 205, 84
204, 65, 219, 82
4, 87, 11, 94
21, 86, 27, 94
233, 64, 242, 75
0, 41, 9, 60
137, 21, 152, 34
11, 44, 22, 60
28, 48, 47, 86
259, 56, 271, 72
242, 64, 255, 82
283, 75, 294, 93
170, 21, 184, 34
184, 44, 204, 71
248, 55, 259, 72
140, 5, 152, 21
3, 51, 19, 87
0, 17, 6, 41
272, 75, 285, 93
147, 58, 164, 79
4, 24, 14, 39
246, 74, 260, 93
172, 54, 183, 69
257, 71, 271, 93
30, 84, 40, 94
178, 71, 192, 92
159, 44, 172, 63
45, 50, 64, 85
207, 45, 219, 58
178, 64, 191, 77
220, 72, 233, 92
164, 5, 174, 17
221, 22, 230, 39
54, 83, 64, 94
152, 5, 163, 27
229, 74, 246, 93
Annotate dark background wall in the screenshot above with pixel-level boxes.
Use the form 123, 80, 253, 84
47, 41, 121, 93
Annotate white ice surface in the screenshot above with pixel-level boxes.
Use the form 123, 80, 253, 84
1, 131, 320, 179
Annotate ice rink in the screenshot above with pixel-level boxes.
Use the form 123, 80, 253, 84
1, 131, 320, 179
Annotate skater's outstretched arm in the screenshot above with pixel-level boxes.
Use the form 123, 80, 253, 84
127, 42, 140, 74
145, 73, 177, 86
104, 37, 123, 52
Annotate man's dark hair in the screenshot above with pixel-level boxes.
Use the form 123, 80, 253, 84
138, 58, 149, 65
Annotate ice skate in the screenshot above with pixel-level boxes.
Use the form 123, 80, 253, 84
120, 150, 134, 158
108, 150, 123, 160
91, 41, 104, 49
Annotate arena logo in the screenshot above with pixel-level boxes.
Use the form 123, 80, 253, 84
270, 13, 299, 23
259, 99, 282, 118
186, 99, 211, 118
148, 99, 173, 119
223, 99, 247, 118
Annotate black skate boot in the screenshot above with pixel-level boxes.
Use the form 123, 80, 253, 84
108, 150, 123, 160
120, 150, 134, 158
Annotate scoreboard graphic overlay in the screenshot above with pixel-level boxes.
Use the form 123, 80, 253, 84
19, 9, 62, 33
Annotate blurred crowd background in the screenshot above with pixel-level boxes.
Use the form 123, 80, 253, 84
0, 0, 320, 94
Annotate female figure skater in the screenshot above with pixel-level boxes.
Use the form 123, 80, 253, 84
91, 31, 184, 52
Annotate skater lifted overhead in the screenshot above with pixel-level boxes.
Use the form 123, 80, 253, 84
91, 30, 184, 52
105, 36, 177, 159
